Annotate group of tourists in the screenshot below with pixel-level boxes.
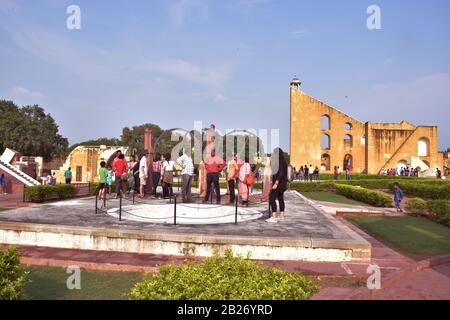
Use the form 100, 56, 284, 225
381, 166, 449, 179
96, 147, 289, 223
381, 167, 420, 177
291, 165, 320, 182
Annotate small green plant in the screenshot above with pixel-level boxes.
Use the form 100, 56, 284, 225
0, 247, 29, 300
335, 184, 392, 207
405, 198, 427, 217
126, 250, 318, 300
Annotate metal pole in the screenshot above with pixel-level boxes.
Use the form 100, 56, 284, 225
103, 191, 106, 208
23, 184, 26, 202
133, 186, 135, 204
174, 195, 177, 225
95, 193, 98, 214
235, 195, 238, 225
119, 193, 122, 221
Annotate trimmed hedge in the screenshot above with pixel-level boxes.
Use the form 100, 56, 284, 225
427, 200, 450, 225
126, 250, 318, 300
390, 183, 450, 200
24, 184, 77, 202
405, 198, 427, 217
290, 179, 449, 193
335, 184, 392, 207
316, 173, 437, 181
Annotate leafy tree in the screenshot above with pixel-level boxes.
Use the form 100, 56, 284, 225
0, 100, 68, 161
121, 123, 164, 156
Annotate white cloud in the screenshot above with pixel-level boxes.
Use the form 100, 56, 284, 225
145, 58, 231, 88
9, 86, 44, 101
214, 93, 228, 103
291, 29, 310, 39
167, 0, 209, 27
1, 21, 117, 82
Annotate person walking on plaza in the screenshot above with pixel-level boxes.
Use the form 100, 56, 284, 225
309, 164, 314, 182
64, 167, 72, 184
139, 152, 149, 198
333, 166, 339, 180
113, 153, 128, 198
266, 148, 288, 224
0, 173, 6, 195
132, 155, 140, 193
152, 153, 162, 196
177, 150, 194, 203
393, 182, 404, 212
203, 149, 226, 204
98, 161, 108, 203
227, 154, 239, 204
238, 156, 252, 204
303, 164, 309, 182
161, 153, 175, 199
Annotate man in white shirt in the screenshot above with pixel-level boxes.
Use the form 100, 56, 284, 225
139, 151, 149, 198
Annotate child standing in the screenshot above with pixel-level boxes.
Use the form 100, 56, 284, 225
98, 161, 108, 203
106, 164, 113, 195
393, 182, 404, 212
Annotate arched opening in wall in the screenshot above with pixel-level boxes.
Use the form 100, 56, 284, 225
418, 138, 430, 157
321, 115, 330, 130
321, 134, 330, 150
360, 135, 366, 145
344, 122, 352, 130
397, 160, 408, 172
343, 154, 353, 170
344, 134, 353, 149
321, 154, 331, 171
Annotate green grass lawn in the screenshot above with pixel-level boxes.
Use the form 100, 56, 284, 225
347, 216, 450, 259
0, 207, 10, 212
25, 266, 144, 300
302, 192, 368, 206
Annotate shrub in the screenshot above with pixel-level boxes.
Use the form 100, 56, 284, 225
24, 184, 77, 202
335, 185, 392, 207
390, 183, 450, 200
126, 250, 318, 300
427, 200, 450, 225
0, 247, 29, 300
405, 198, 427, 217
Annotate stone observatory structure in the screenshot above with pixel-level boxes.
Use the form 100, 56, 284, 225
289, 76, 447, 175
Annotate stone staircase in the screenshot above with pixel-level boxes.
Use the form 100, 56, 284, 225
0, 160, 41, 186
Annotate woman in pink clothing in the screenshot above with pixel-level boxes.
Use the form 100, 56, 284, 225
238, 156, 252, 204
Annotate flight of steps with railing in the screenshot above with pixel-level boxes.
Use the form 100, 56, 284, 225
0, 160, 41, 186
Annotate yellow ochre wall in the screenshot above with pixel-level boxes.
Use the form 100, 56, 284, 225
290, 87, 446, 174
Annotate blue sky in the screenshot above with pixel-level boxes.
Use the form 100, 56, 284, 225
1, 0, 449, 150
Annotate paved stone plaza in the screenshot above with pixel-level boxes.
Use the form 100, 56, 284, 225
0, 191, 370, 262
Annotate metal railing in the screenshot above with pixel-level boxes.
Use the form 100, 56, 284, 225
94, 189, 256, 225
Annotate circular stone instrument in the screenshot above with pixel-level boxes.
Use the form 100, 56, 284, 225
106, 203, 263, 225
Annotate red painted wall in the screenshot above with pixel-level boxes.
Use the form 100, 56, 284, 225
0, 168, 25, 195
